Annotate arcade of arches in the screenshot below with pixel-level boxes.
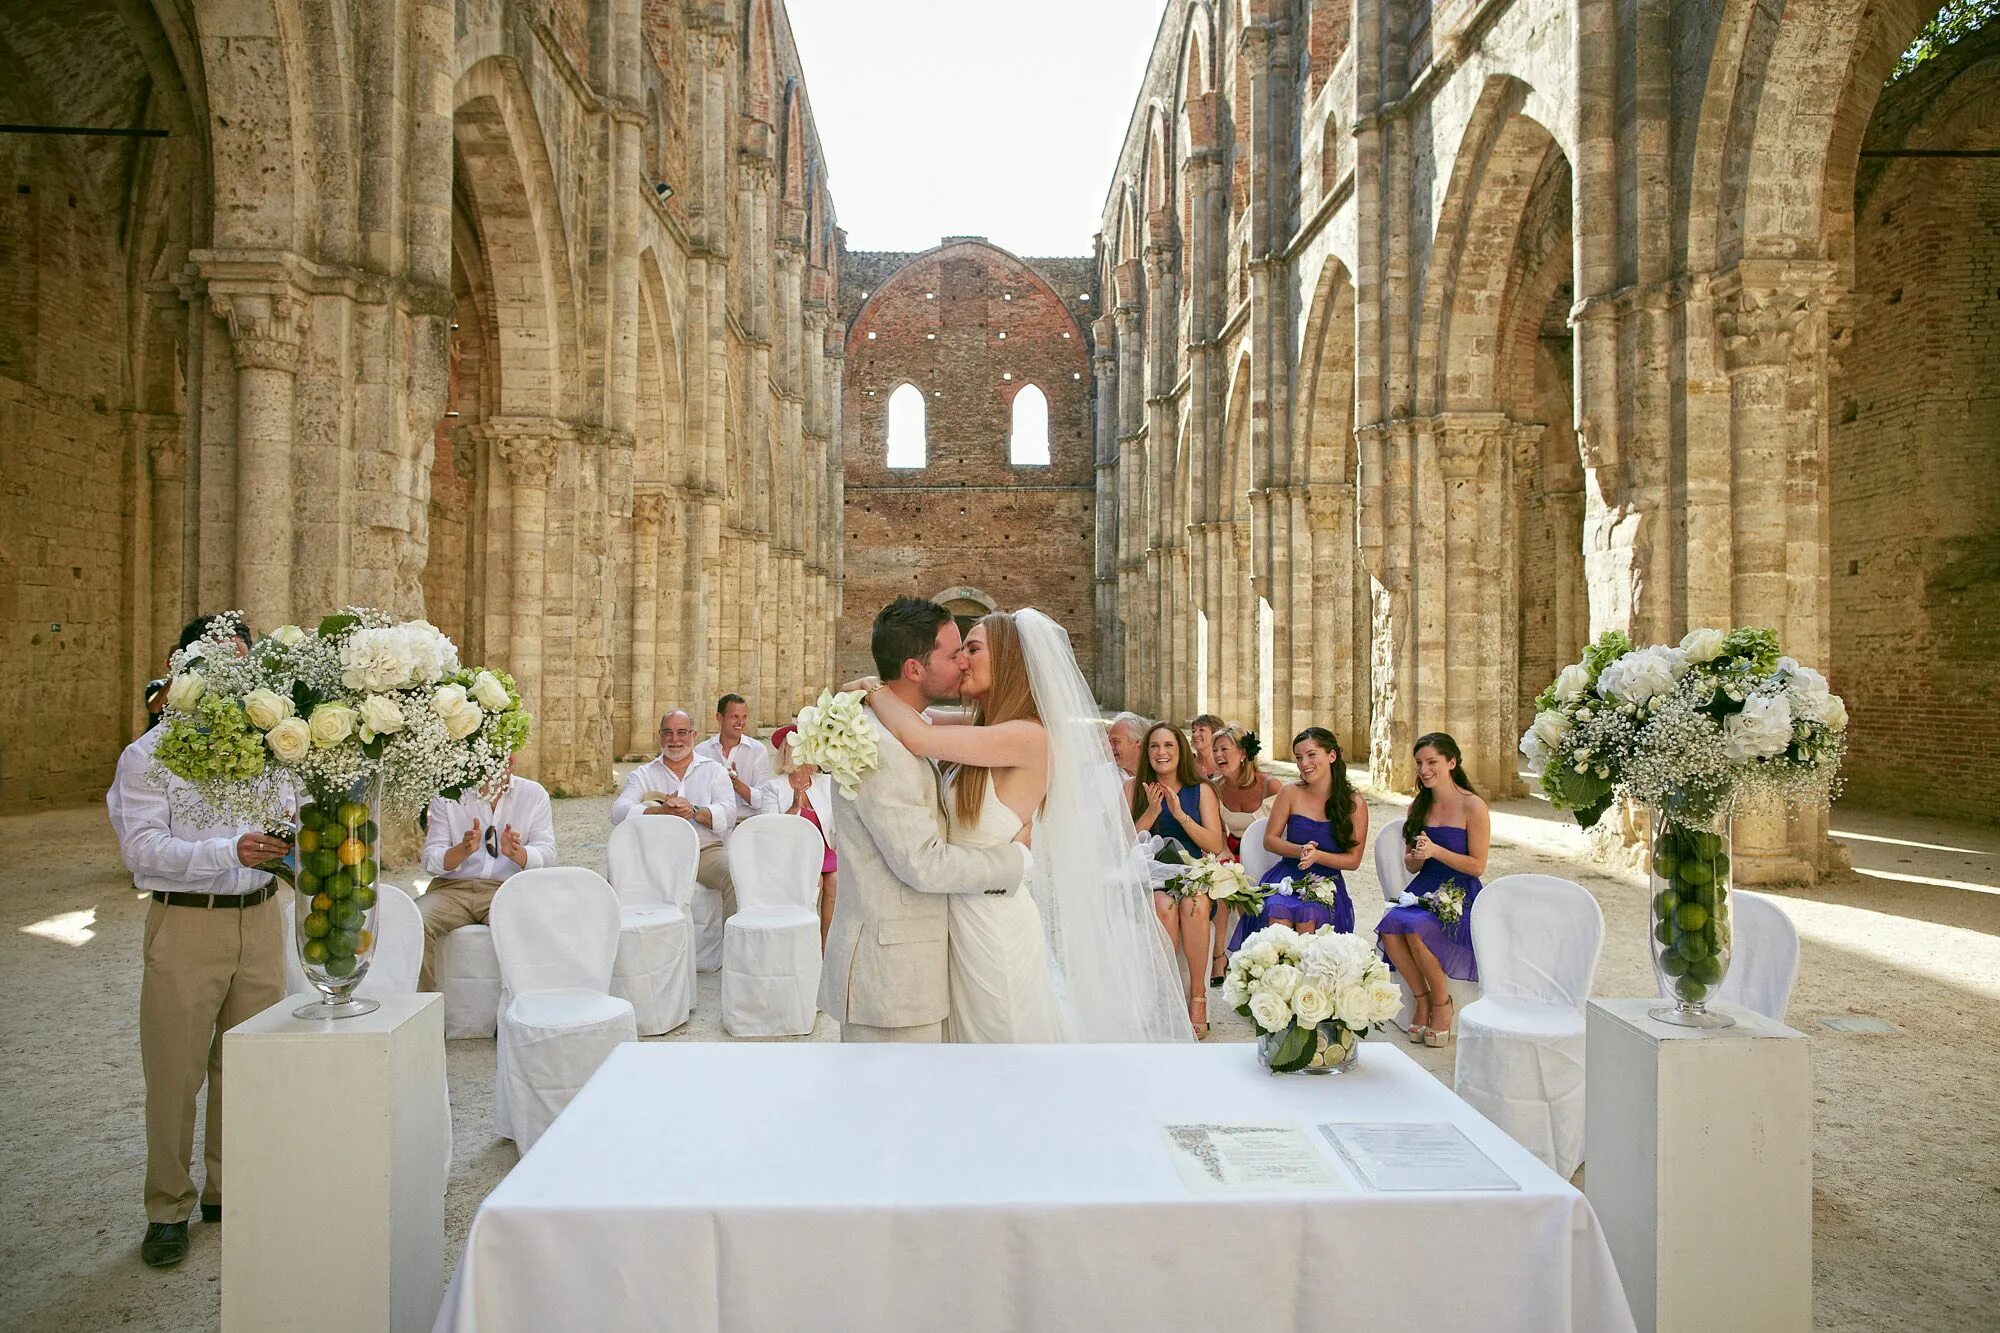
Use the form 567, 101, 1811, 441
3, 2, 1997, 878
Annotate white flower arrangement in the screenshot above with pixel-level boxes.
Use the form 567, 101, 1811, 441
151, 610, 533, 828
788, 688, 881, 799
1159, 854, 1265, 913
1223, 924, 1402, 1072
1272, 873, 1345, 910
1519, 627, 1847, 827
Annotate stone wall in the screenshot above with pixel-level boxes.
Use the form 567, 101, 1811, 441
837, 241, 1097, 684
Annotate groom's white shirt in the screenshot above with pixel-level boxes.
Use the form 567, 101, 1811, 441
819, 702, 1030, 1031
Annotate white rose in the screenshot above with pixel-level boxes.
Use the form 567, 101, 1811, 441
1292, 983, 1334, 1026
1721, 693, 1794, 761
266, 717, 312, 763
267, 624, 306, 648
1261, 964, 1302, 1000
1366, 978, 1406, 1025
1220, 977, 1249, 1008
432, 684, 484, 739
1245, 941, 1281, 970
1332, 982, 1371, 1026
242, 687, 294, 731
1679, 627, 1727, 662
358, 693, 405, 740
470, 670, 512, 712
1552, 662, 1592, 702
1819, 694, 1847, 731
165, 672, 205, 712
1248, 991, 1292, 1033
308, 703, 357, 748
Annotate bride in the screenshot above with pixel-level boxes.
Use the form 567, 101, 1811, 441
851, 608, 1191, 1043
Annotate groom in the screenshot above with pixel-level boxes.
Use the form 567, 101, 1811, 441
820, 597, 1031, 1041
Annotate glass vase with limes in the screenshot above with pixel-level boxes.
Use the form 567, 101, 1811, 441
285, 775, 385, 1019
1647, 801, 1734, 1028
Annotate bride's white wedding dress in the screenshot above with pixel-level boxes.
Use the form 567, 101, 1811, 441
943, 783, 1062, 1044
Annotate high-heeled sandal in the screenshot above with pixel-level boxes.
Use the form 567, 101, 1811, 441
1424, 994, 1456, 1048
1189, 994, 1210, 1040
1406, 990, 1432, 1043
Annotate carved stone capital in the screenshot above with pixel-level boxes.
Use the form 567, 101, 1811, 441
211, 289, 308, 371
1431, 412, 1510, 480
497, 434, 560, 486
1716, 284, 1813, 373
632, 489, 670, 527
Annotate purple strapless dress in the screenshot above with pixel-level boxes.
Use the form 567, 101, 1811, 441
1229, 813, 1355, 948
1376, 825, 1483, 982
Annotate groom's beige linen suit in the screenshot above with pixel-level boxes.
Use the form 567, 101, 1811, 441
821, 705, 1029, 1041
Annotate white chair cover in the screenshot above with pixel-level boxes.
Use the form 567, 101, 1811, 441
1454, 874, 1603, 1178
1655, 889, 1799, 1023
437, 923, 501, 1038
280, 882, 423, 998
490, 869, 638, 1151
1238, 817, 1278, 883
1373, 821, 1413, 904
720, 815, 823, 1037
691, 885, 726, 973
605, 818, 698, 1034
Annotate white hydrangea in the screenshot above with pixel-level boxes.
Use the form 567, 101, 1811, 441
1721, 693, 1794, 761
1597, 646, 1687, 705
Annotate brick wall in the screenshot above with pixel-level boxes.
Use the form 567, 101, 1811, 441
837, 240, 1099, 684
1830, 44, 2000, 823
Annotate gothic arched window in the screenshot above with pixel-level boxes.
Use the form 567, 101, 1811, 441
1009, 383, 1050, 465
886, 382, 927, 468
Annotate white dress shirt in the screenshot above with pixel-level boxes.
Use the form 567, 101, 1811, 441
750, 773, 836, 847
611, 753, 737, 848
106, 726, 272, 896
420, 776, 556, 881
695, 734, 773, 815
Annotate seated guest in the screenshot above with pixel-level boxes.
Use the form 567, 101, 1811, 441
1208, 725, 1282, 984
1236, 727, 1368, 948
752, 723, 837, 947
416, 756, 555, 990
108, 614, 286, 1269
1377, 731, 1488, 1047
1187, 713, 1226, 783
696, 692, 771, 818
613, 709, 737, 917
1128, 721, 1226, 1036
1107, 711, 1148, 780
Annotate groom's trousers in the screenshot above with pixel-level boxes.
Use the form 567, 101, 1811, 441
840, 1020, 943, 1042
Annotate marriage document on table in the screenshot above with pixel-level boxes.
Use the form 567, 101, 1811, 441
1156, 1122, 1349, 1194
1318, 1121, 1518, 1192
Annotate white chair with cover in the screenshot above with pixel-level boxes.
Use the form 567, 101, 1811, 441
1453, 874, 1603, 1179
604, 816, 698, 1034
720, 815, 824, 1037
1656, 889, 1800, 1023
690, 883, 727, 973
281, 882, 424, 998
1238, 816, 1279, 884
435, 919, 502, 1038
490, 868, 638, 1152
1373, 821, 1414, 904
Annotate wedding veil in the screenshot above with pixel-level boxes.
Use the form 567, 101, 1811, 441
1013, 608, 1193, 1043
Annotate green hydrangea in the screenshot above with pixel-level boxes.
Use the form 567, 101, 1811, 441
156, 695, 268, 784
1720, 626, 1781, 673
487, 707, 533, 755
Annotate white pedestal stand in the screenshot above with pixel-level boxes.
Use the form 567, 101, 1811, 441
223, 992, 449, 1333
1584, 998, 1811, 1333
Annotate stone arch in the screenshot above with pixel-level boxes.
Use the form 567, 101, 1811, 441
743, 0, 777, 126
1177, 1, 1216, 102
1143, 103, 1172, 213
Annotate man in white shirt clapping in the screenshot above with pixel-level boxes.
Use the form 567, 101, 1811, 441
416, 757, 555, 990
613, 709, 737, 917
694, 692, 771, 818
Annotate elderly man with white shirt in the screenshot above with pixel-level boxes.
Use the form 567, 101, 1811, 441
108, 613, 287, 1270
694, 692, 771, 817
416, 756, 556, 990
613, 709, 737, 917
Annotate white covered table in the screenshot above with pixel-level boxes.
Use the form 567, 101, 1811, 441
438, 1042, 1633, 1333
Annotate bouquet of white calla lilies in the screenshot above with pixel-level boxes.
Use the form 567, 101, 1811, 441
790, 689, 881, 799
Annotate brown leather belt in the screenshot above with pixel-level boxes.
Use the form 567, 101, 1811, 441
149, 882, 280, 910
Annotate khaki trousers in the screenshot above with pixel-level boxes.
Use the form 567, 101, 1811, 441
841, 1020, 944, 1043
696, 842, 736, 917
139, 892, 285, 1223
417, 876, 504, 991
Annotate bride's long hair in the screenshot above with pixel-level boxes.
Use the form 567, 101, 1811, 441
952, 611, 1041, 826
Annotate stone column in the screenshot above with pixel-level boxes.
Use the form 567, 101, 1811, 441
1091, 323, 1122, 702
629, 489, 665, 753
495, 427, 559, 782
144, 421, 189, 659
211, 284, 308, 631
1435, 412, 1518, 796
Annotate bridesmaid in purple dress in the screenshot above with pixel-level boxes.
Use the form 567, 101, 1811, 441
1129, 722, 1226, 1037
1233, 727, 1369, 946
1377, 732, 1490, 1047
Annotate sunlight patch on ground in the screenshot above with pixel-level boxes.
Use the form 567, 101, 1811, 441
1851, 866, 2000, 897
1831, 828, 1996, 858
20, 909, 96, 947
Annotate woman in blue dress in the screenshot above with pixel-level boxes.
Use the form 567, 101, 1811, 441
1233, 727, 1368, 947
1129, 722, 1226, 1036
1377, 731, 1490, 1047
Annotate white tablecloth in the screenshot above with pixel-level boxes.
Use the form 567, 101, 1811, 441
438, 1042, 1634, 1332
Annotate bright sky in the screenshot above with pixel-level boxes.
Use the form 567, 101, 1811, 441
785, 0, 1166, 257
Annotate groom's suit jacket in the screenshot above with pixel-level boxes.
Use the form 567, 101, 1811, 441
819, 705, 1027, 1030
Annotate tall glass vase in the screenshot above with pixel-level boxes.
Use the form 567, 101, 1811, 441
288, 774, 384, 1019
1647, 802, 1735, 1029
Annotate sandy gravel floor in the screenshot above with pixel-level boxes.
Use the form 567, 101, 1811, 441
2, 781, 1995, 1331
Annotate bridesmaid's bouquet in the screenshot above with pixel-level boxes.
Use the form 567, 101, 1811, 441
1223, 925, 1402, 1073
1275, 874, 1344, 910
789, 689, 881, 798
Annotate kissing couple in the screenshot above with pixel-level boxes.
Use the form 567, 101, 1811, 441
817, 596, 1191, 1043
